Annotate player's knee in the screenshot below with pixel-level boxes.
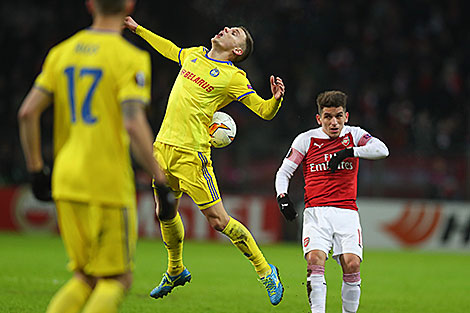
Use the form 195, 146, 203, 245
203, 206, 230, 231
343, 258, 361, 273
306, 251, 326, 266
154, 185, 177, 220
157, 209, 176, 221
156, 202, 177, 221
208, 217, 228, 231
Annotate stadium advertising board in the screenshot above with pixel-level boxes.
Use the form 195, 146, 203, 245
358, 199, 470, 251
0, 186, 282, 242
0, 186, 469, 250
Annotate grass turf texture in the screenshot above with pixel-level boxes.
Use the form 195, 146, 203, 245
1, 232, 469, 312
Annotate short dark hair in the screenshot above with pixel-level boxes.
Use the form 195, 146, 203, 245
94, 0, 126, 15
316, 90, 347, 114
232, 26, 254, 63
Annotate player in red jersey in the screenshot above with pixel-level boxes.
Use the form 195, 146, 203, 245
275, 90, 389, 313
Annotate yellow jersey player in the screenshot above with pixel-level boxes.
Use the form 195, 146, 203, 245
124, 16, 285, 305
17, 1, 172, 313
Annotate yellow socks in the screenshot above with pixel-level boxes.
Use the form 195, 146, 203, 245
222, 217, 271, 277
160, 212, 185, 276
160, 214, 271, 278
81, 279, 125, 313
46, 276, 92, 313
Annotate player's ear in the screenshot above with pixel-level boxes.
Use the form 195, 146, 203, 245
316, 114, 321, 125
233, 47, 244, 57
345, 112, 349, 123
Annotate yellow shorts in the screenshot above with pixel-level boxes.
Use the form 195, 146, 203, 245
55, 200, 137, 277
153, 142, 221, 210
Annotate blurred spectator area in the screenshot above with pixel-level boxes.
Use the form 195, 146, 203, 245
1, 0, 469, 200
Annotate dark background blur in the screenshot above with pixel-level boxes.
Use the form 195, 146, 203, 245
1, 0, 469, 201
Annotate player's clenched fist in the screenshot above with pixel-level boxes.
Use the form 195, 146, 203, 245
123, 16, 139, 32
277, 193, 297, 221
328, 148, 354, 173
30, 166, 52, 201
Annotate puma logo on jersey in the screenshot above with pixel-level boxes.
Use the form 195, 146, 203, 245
313, 143, 324, 149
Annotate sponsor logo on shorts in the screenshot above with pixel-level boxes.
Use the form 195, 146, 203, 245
303, 237, 310, 247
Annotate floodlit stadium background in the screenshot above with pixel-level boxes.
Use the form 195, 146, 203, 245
0, 0, 468, 244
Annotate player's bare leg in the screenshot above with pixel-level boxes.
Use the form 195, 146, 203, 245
202, 202, 284, 305
340, 253, 361, 313
305, 250, 327, 313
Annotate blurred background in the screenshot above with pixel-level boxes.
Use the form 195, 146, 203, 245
0, 0, 469, 245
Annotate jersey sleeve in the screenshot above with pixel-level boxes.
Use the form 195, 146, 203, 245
291, 132, 311, 156
135, 26, 181, 63
34, 47, 57, 95
274, 133, 307, 195
228, 72, 282, 120
349, 126, 372, 147
117, 51, 152, 106
349, 126, 389, 159
178, 46, 203, 67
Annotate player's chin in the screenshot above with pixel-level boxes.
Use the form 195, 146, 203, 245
328, 130, 340, 138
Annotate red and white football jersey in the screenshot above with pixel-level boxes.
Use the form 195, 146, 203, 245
280, 125, 374, 211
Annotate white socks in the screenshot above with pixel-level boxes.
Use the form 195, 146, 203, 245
307, 266, 361, 313
342, 272, 361, 313
307, 265, 327, 313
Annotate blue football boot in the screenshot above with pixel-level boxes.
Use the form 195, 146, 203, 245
259, 264, 284, 305
150, 268, 192, 299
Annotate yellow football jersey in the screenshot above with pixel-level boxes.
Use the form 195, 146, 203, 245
34, 29, 151, 205
136, 26, 282, 152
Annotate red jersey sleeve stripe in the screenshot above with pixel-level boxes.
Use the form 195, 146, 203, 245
287, 148, 304, 165
357, 133, 372, 146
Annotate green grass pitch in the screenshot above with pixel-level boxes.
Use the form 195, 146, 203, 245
1, 231, 469, 312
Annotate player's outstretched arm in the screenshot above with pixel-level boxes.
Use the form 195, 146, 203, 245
240, 76, 285, 120
124, 16, 181, 63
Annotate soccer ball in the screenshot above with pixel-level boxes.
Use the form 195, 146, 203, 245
209, 111, 237, 148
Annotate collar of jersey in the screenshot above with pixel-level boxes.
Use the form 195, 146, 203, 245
318, 126, 349, 138
204, 50, 233, 66
85, 27, 120, 34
